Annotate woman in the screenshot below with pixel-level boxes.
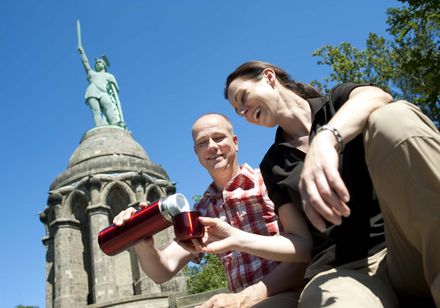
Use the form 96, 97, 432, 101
222, 61, 439, 307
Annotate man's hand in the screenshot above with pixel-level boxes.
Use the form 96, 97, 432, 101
195, 292, 248, 308
112, 203, 154, 249
299, 131, 351, 232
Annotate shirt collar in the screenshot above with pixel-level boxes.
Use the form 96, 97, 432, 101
205, 163, 256, 195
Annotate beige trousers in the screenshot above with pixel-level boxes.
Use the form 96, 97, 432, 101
253, 290, 301, 308
299, 101, 440, 307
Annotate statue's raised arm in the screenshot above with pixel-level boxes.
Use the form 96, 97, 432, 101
76, 20, 126, 129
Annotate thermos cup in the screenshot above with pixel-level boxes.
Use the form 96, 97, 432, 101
173, 211, 205, 243
98, 193, 191, 256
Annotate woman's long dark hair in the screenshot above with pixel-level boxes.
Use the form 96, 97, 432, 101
224, 61, 322, 100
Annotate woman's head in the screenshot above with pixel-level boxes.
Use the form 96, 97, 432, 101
224, 61, 321, 100
225, 61, 321, 127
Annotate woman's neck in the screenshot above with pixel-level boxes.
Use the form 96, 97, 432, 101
277, 89, 312, 143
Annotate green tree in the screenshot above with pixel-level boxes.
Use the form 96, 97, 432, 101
16, 305, 39, 308
185, 195, 228, 294
184, 253, 228, 294
312, 0, 439, 124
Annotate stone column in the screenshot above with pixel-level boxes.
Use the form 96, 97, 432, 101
40, 207, 54, 308
50, 193, 86, 308
132, 174, 147, 203
86, 177, 118, 303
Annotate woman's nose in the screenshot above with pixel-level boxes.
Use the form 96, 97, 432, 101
239, 106, 249, 117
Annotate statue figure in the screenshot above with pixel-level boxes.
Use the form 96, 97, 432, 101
77, 20, 126, 128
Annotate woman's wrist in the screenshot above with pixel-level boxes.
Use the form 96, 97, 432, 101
316, 124, 345, 153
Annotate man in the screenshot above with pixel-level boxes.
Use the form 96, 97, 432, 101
114, 113, 312, 307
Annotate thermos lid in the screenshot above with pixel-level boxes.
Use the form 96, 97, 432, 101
160, 193, 190, 222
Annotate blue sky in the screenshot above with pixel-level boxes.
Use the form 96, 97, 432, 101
0, 1, 399, 306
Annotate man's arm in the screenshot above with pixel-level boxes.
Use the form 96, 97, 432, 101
77, 46, 92, 73
113, 206, 194, 283
133, 238, 195, 283
197, 262, 306, 308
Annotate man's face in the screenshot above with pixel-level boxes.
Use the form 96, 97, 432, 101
192, 115, 238, 175
95, 59, 106, 72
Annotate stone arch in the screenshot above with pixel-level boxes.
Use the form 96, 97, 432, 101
68, 189, 89, 223
145, 184, 165, 203
101, 180, 136, 220
101, 180, 138, 298
61, 189, 92, 305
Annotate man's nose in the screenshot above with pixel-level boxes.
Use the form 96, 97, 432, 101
207, 138, 218, 149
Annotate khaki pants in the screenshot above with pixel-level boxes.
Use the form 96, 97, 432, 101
299, 101, 440, 307
253, 290, 301, 308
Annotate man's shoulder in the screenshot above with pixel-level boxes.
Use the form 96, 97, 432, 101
240, 163, 262, 177
194, 183, 218, 210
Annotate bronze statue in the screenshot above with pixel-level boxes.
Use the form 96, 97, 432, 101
77, 20, 125, 128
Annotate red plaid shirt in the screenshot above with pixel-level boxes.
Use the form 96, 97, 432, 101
195, 164, 280, 292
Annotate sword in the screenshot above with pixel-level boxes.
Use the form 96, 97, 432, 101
77, 20, 83, 49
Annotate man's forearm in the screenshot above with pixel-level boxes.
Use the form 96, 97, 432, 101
134, 240, 193, 284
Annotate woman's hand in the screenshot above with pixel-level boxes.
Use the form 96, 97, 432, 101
192, 217, 241, 254
299, 131, 351, 232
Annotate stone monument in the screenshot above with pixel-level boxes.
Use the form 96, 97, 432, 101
39, 21, 187, 308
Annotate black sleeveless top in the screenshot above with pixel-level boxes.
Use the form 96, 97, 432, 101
260, 83, 385, 266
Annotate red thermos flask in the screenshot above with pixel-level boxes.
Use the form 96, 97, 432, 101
98, 193, 190, 256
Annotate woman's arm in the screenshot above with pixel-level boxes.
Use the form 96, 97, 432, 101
194, 202, 312, 263
327, 86, 393, 144
299, 86, 393, 231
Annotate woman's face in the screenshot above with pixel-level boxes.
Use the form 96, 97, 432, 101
227, 75, 279, 127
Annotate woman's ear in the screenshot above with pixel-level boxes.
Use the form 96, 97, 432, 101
262, 68, 276, 88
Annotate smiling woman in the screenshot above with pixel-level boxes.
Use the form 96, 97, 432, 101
225, 61, 321, 127
223, 60, 440, 307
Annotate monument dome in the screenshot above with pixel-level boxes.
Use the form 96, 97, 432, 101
50, 126, 170, 190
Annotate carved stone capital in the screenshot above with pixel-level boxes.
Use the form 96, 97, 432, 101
87, 176, 102, 190
47, 192, 63, 206
86, 203, 111, 215
49, 218, 81, 229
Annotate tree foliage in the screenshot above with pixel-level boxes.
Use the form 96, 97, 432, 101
311, 0, 439, 124
184, 253, 228, 294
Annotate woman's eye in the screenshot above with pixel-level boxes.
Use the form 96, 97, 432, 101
241, 91, 247, 104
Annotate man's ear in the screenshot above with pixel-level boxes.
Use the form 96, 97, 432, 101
193, 146, 197, 154
262, 68, 276, 87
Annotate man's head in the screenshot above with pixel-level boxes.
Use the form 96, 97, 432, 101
192, 113, 239, 182
95, 58, 108, 72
